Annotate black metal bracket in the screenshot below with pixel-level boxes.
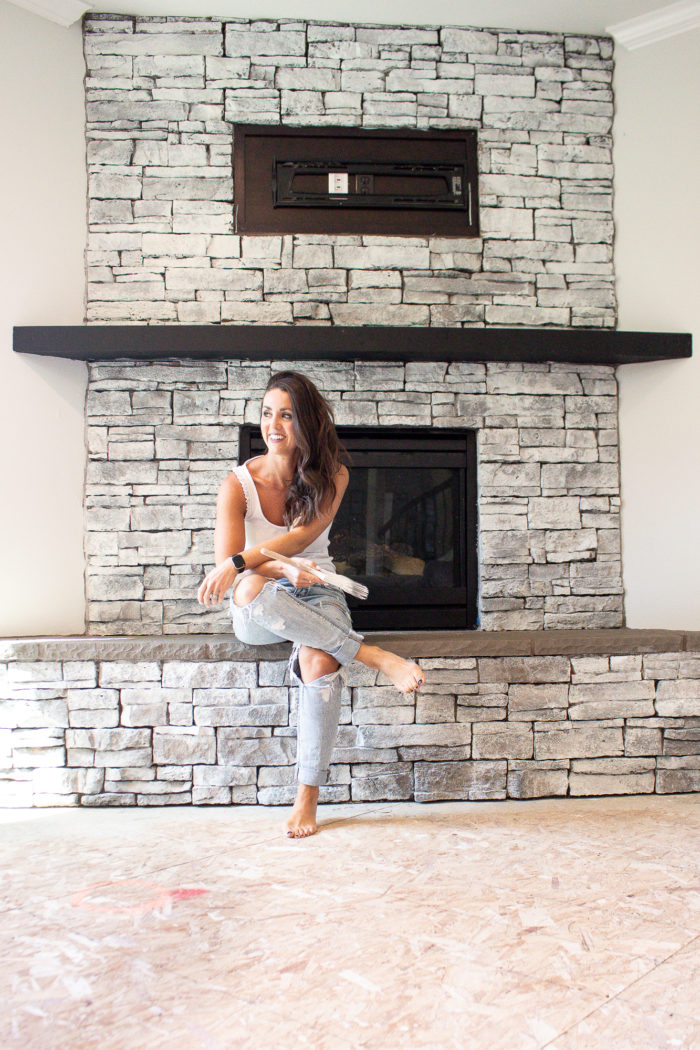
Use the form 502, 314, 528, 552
273, 159, 469, 212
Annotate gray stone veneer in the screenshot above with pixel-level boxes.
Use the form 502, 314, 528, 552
85, 359, 623, 635
1, 633, 698, 806
82, 16, 623, 637
84, 16, 616, 328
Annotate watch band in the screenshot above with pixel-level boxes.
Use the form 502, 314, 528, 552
231, 553, 246, 571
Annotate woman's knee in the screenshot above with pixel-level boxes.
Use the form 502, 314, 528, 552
299, 646, 339, 683
232, 573, 267, 607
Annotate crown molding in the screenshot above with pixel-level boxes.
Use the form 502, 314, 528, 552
7, 0, 92, 28
607, 0, 700, 49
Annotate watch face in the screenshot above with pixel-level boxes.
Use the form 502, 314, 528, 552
233, 554, 246, 570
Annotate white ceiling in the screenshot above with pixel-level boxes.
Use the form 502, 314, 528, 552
84, 0, 665, 34
6, 0, 700, 44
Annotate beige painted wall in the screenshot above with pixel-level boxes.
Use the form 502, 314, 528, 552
615, 30, 700, 628
0, 2, 87, 635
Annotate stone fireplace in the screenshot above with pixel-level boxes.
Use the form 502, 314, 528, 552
79, 13, 627, 638
2, 12, 698, 808
84, 355, 624, 636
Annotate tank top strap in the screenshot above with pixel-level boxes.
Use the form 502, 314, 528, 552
231, 464, 258, 518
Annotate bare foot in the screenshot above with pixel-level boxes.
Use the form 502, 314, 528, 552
285, 784, 319, 838
357, 645, 425, 693
378, 651, 425, 693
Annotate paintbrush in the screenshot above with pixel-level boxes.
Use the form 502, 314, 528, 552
260, 548, 369, 600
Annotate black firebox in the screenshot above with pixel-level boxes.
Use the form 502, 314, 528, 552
239, 426, 478, 631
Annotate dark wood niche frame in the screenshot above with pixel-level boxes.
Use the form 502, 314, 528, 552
13, 326, 692, 366
233, 124, 480, 237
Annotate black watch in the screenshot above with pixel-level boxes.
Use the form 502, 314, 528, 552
231, 553, 246, 571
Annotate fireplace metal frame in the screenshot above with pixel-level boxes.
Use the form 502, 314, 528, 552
240, 424, 478, 631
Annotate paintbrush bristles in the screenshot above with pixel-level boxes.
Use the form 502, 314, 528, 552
259, 548, 369, 601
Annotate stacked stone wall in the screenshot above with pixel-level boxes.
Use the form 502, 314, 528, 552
2, 641, 698, 806
82, 15, 624, 637
84, 15, 616, 328
85, 359, 623, 635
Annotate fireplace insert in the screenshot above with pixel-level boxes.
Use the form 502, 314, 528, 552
239, 425, 478, 631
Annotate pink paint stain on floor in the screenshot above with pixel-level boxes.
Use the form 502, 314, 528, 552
70, 878, 209, 914
169, 887, 209, 902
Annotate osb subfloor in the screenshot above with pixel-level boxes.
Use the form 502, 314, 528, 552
2, 796, 699, 1050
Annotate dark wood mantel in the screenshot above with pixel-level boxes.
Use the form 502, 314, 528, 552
13, 325, 691, 366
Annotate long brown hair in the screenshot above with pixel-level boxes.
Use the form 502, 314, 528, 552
264, 371, 346, 527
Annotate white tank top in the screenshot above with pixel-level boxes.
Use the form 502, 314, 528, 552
232, 461, 335, 574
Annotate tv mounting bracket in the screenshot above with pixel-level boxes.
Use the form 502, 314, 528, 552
273, 159, 471, 217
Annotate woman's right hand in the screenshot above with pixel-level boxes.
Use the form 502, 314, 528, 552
198, 558, 238, 606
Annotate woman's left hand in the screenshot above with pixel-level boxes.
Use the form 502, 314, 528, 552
198, 558, 238, 606
281, 557, 323, 589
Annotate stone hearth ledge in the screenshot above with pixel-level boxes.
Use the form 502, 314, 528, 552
2, 629, 699, 663
3, 627, 699, 805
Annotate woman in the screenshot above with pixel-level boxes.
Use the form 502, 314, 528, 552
197, 371, 425, 838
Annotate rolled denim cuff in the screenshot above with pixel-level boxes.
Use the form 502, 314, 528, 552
329, 630, 363, 666
295, 764, 330, 787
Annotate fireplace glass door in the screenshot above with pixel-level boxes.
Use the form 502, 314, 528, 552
239, 425, 477, 630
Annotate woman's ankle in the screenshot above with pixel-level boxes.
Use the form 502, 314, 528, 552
355, 642, 383, 670
293, 782, 320, 806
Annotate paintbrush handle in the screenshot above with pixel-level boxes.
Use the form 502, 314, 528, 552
259, 548, 369, 600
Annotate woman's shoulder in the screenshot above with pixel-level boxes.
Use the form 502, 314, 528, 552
222, 457, 263, 484
242, 455, 265, 480
218, 467, 249, 509
221, 460, 250, 484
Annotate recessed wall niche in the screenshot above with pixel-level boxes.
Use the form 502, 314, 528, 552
233, 124, 480, 237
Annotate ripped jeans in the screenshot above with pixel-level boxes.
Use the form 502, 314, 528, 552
230, 578, 363, 787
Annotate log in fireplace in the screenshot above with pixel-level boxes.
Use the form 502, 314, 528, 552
240, 425, 478, 630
